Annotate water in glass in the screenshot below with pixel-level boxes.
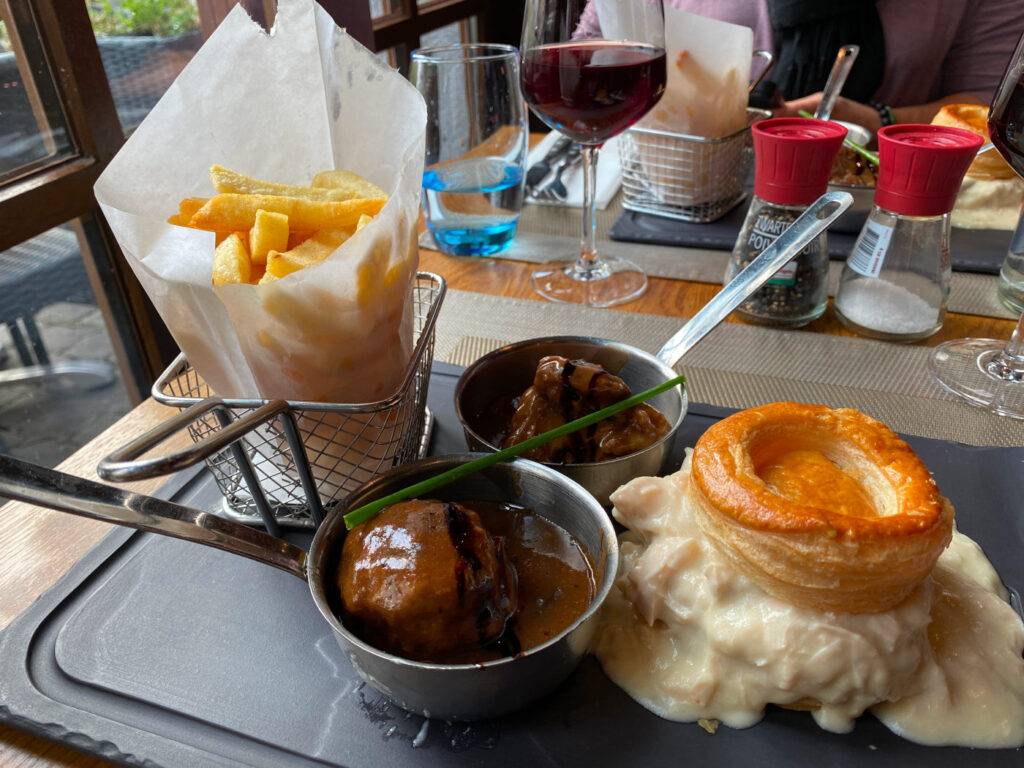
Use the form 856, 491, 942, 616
411, 44, 528, 257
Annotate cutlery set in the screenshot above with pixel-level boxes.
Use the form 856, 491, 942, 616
525, 135, 583, 202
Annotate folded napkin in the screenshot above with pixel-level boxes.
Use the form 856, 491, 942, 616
526, 132, 622, 210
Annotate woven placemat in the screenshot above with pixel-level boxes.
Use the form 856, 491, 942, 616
434, 289, 1022, 447
421, 194, 1017, 320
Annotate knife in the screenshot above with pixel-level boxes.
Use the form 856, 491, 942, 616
525, 134, 573, 194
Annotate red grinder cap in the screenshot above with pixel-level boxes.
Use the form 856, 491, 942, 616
752, 117, 848, 206
874, 124, 984, 216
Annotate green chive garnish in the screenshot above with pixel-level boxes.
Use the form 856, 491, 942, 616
798, 109, 880, 166
342, 374, 686, 529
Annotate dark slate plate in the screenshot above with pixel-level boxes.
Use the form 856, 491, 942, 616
609, 205, 1014, 276
0, 362, 1021, 767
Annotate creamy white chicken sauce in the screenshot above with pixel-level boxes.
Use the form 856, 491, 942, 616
594, 451, 1024, 748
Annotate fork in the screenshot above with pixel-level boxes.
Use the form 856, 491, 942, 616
531, 144, 582, 202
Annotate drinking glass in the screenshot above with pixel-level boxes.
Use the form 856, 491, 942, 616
929, 30, 1024, 419
411, 44, 528, 256
521, 0, 667, 306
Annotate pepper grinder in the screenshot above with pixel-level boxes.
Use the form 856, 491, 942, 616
834, 124, 983, 342
726, 117, 848, 327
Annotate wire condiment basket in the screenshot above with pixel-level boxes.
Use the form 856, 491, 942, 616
619, 108, 771, 223
98, 273, 445, 533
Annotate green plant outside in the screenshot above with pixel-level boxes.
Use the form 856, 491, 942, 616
89, 0, 199, 38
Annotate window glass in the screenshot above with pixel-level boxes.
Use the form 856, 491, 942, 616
88, 0, 202, 134
0, 218, 132, 466
420, 17, 476, 48
0, 14, 74, 181
369, 0, 394, 20
376, 44, 410, 73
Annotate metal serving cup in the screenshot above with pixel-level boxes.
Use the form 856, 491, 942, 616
828, 121, 876, 234
312, 454, 618, 720
454, 337, 688, 506
0, 453, 617, 722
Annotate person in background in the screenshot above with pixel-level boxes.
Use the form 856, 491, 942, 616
578, 0, 1024, 130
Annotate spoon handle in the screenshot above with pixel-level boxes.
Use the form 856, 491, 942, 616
814, 45, 860, 121
656, 191, 852, 369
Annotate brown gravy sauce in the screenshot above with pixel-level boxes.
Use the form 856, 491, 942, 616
434, 502, 595, 665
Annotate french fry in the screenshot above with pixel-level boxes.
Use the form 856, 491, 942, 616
355, 213, 373, 232
311, 170, 386, 200
179, 197, 208, 219
266, 229, 351, 278
189, 194, 385, 232
211, 233, 251, 286
211, 165, 384, 202
287, 230, 313, 249
249, 209, 289, 265
258, 268, 279, 285
168, 198, 209, 227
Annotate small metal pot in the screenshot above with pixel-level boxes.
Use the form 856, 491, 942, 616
455, 337, 688, 506
0, 453, 617, 722
316, 454, 617, 720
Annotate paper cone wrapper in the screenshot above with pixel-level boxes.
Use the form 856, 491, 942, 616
95, 0, 426, 405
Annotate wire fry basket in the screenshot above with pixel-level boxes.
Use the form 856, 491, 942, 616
619, 109, 770, 223
100, 273, 445, 531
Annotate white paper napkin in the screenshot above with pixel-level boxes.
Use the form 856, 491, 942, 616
526, 131, 622, 209
94, 0, 426, 402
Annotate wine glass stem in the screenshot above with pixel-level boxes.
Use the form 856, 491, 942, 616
577, 144, 600, 274
996, 311, 1024, 378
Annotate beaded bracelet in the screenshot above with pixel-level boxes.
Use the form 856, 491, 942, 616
870, 100, 895, 127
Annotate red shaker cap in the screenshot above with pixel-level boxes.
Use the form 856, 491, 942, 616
752, 117, 848, 206
874, 124, 984, 216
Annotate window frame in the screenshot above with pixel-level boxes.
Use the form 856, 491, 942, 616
0, 1, 168, 401
373, 0, 488, 70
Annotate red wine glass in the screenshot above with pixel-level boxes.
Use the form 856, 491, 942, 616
521, 0, 666, 306
929, 30, 1024, 418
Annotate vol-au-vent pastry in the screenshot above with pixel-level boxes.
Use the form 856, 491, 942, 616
689, 402, 953, 613
594, 402, 1024, 748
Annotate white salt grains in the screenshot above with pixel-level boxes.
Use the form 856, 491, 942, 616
835, 278, 940, 336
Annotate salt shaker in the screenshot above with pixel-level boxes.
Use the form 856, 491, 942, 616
727, 117, 847, 327
835, 124, 983, 341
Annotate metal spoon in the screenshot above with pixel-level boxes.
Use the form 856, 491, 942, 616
815, 45, 860, 121
348, 190, 854, 524
657, 190, 851, 367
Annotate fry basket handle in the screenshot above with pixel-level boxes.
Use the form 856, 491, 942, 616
98, 397, 287, 483
749, 50, 774, 93
97, 397, 318, 535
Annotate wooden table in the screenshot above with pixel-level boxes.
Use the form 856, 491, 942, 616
0, 248, 1017, 767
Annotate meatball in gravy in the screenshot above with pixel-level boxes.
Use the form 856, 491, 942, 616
338, 500, 516, 661
338, 499, 596, 664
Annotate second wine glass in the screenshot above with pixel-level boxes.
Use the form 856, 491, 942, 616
521, 0, 667, 307
929, 28, 1024, 419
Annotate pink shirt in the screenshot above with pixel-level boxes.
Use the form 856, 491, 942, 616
579, 0, 1024, 105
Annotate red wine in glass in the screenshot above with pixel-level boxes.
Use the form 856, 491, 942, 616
520, 0, 666, 307
522, 41, 667, 146
990, 80, 1024, 177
